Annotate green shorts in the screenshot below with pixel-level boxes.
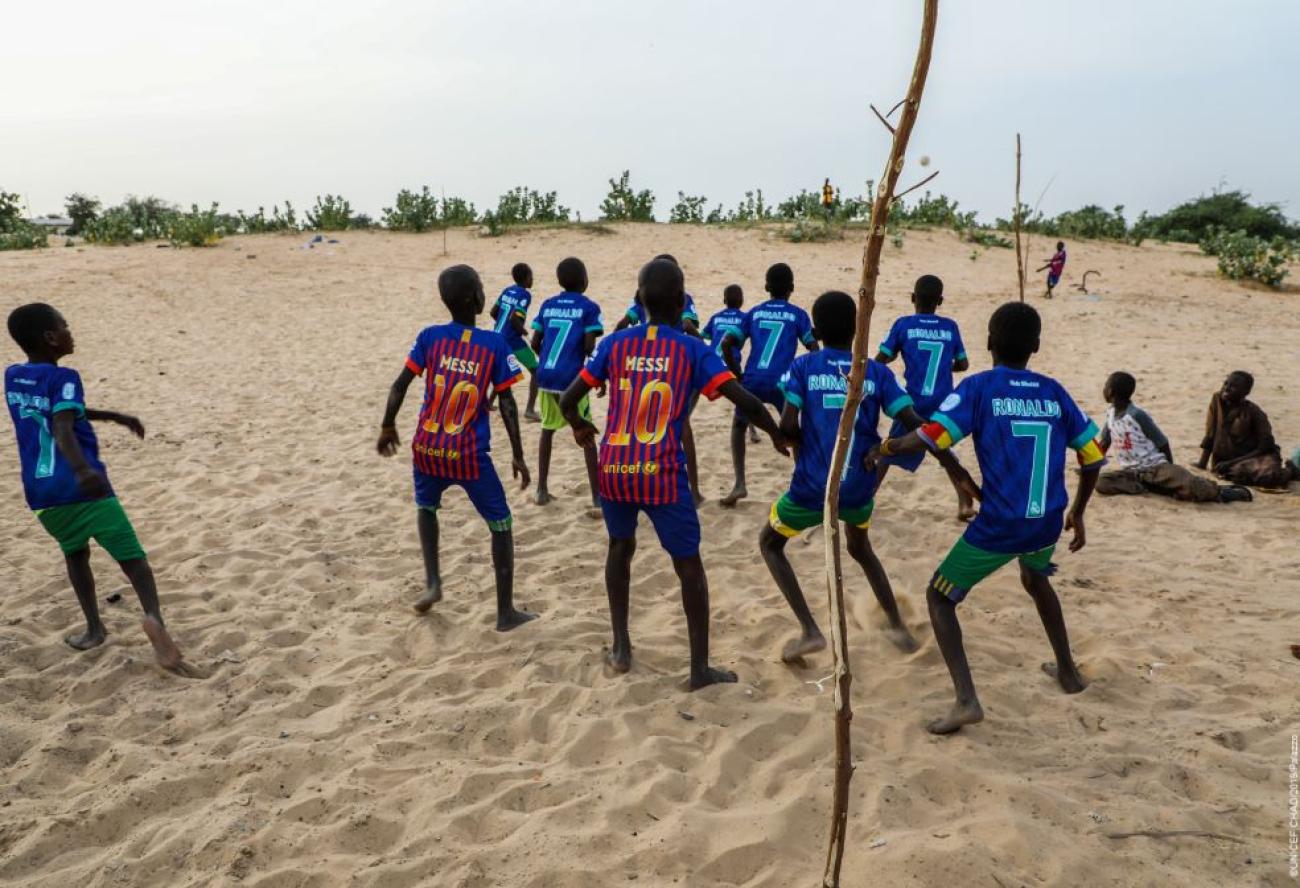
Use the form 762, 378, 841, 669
538, 390, 590, 432
36, 496, 146, 562
933, 536, 1055, 604
768, 493, 874, 537
512, 346, 538, 372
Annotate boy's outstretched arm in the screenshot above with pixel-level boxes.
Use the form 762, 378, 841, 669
873, 349, 895, 364
85, 408, 145, 438
377, 367, 417, 456
559, 377, 598, 448
1064, 465, 1100, 553
720, 333, 744, 378
496, 388, 531, 489
52, 411, 109, 498
719, 380, 788, 455
865, 425, 981, 502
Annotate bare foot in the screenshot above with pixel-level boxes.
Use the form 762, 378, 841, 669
496, 609, 538, 632
926, 699, 984, 734
690, 666, 738, 690
748, 427, 760, 444
141, 616, 185, 673
65, 629, 106, 651
606, 643, 632, 674
719, 484, 747, 508
413, 584, 443, 614
524, 409, 541, 423
1041, 661, 1087, 694
781, 632, 827, 663
883, 625, 920, 653
534, 490, 555, 506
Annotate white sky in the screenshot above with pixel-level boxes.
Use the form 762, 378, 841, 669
4, 0, 1296, 223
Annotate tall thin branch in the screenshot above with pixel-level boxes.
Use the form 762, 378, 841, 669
821, 2, 939, 885
1015, 133, 1025, 302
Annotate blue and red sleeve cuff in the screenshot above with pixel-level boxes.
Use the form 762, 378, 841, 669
701, 370, 734, 401
494, 372, 525, 392
404, 357, 423, 375
578, 368, 602, 389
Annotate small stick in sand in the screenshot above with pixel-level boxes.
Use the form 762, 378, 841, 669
1105, 829, 1244, 844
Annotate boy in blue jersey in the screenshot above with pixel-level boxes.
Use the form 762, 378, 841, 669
719, 263, 818, 507
488, 262, 541, 421
559, 258, 789, 690
874, 275, 977, 521
377, 264, 536, 630
762, 291, 978, 662
5, 304, 187, 672
704, 284, 760, 445
530, 257, 604, 508
869, 302, 1105, 734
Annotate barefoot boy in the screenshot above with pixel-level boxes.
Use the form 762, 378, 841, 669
559, 257, 789, 690
1037, 241, 1067, 299
376, 264, 536, 630
874, 274, 977, 521
869, 302, 1104, 734
530, 257, 604, 507
4, 303, 185, 671
762, 291, 977, 662
489, 262, 540, 421
719, 262, 818, 507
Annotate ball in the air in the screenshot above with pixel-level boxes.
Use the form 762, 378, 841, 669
919, 155, 931, 167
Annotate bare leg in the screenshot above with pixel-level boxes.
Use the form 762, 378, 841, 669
604, 536, 636, 673
413, 507, 442, 612
720, 417, 748, 507
118, 557, 183, 672
535, 429, 555, 505
846, 526, 917, 652
925, 582, 984, 734
758, 525, 825, 661
492, 528, 536, 631
64, 548, 106, 651
582, 444, 601, 510
1021, 565, 1086, 694
524, 374, 540, 422
673, 554, 737, 689
747, 421, 760, 444
683, 418, 703, 506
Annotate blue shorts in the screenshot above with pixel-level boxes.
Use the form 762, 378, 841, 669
1047, 273, 1061, 287
736, 377, 783, 419
600, 495, 700, 559
413, 466, 512, 532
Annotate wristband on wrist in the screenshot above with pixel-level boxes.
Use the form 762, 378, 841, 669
879, 438, 896, 456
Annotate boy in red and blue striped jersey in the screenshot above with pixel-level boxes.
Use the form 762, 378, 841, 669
377, 264, 536, 631
560, 258, 789, 690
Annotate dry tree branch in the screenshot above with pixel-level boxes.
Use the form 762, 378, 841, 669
1105, 829, 1244, 844
870, 104, 896, 134
820, 1, 939, 885
892, 170, 941, 204
1015, 133, 1025, 302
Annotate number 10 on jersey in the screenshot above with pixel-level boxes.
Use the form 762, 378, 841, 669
607, 378, 673, 446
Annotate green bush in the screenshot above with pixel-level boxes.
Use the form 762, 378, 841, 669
494, 187, 569, 225
600, 171, 655, 222
238, 203, 298, 233
669, 192, 708, 224
440, 196, 477, 226
0, 191, 46, 250
64, 193, 101, 236
1200, 228, 1294, 287
382, 187, 440, 232
1138, 189, 1298, 244
168, 203, 222, 247
893, 191, 971, 228
83, 195, 177, 244
306, 194, 353, 230
726, 190, 773, 223
1054, 204, 1128, 240
962, 228, 1013, 249
782, 217, 841, 243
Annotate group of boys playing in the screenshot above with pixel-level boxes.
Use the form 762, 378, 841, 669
5, 250, 1287, 732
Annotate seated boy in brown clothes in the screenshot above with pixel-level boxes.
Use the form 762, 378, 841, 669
1196, 371, 1296, 489
1097, 372, 1251, 502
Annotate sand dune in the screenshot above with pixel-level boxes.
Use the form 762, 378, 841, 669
1, 225, 1296, 886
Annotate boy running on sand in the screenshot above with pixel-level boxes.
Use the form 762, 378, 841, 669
875, 274, 977, 521
868, 302, 1105, 734
530, 257, 604, 507
1097, 371, 1252, 502
719, 262, 818, 507
4, 304, 186, 672
1037, 241, 1067, 299
703, 284, 759, 444
489, 262, 540, 421
559, 258, 789, 690
376, 264, 536, 630
761, 291, 980, 662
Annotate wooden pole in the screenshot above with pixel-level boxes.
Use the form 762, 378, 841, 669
1015, 133, 1025, 302
821, 2, 939, 885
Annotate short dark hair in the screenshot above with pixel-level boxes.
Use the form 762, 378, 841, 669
653, 253, 679, 266
1228, 370, 1254, 393
639, 258, 685, 318
812, 291, 855, 348
510, 262, 532, 285
914, 274, 943, 308
557, 257, 587, 292
766, 262, 794, 297
7, 303, 61, 353
1107, 371, 1136, 401
723, 283, 743, 307
1056, 241, 1065, 249
987, 302, 1041, 364
437, 264, 481, 311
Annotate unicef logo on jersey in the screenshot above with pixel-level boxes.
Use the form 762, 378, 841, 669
939, 392, 961, 412
62, 382, 76, 401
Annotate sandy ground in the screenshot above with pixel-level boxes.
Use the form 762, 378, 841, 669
1, 225, 1297, 887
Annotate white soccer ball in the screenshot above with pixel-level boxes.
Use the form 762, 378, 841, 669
919, 155, 931, 167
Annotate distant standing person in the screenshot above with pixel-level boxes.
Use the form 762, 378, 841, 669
821, 178, 835, 219
1037, 241, 1067, 299
489, 262, 541, 422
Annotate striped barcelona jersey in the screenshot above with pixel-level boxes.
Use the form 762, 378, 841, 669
920, 366, 1105, 554
580, 324, 733, 504
404, 323, 523, 480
